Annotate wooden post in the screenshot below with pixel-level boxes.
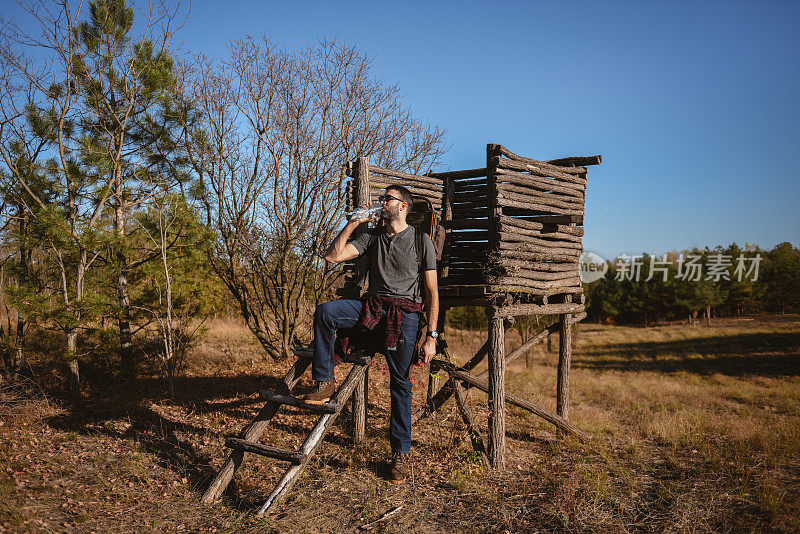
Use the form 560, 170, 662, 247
556, 312, 573, 419
354, 156, 371, 209
440, 174, 454, 278
556, 163, 581, 420
350, 155, 371, 441
486, 143, 507, 469
487, 143, 502, 255
487, 312, 506, 469
352, 366, 367, 443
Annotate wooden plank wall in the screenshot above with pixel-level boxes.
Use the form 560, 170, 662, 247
341, 146, 600, 304
488, 145, 590, 301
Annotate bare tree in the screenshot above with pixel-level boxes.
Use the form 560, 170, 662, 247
134, 190, 206, 398
180, 37, 447, 359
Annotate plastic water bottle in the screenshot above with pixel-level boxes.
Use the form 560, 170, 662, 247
349, 203, 383, 221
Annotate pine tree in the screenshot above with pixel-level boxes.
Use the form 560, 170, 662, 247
73, 0, 183, 376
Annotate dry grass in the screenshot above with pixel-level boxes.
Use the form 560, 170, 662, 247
1, 315, 798, 532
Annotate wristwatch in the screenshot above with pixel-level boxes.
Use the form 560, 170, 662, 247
426, 330, 438, 339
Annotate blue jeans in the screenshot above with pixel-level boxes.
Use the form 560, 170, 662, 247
312, 299, 420, 454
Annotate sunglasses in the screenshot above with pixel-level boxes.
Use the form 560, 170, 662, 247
379, 193, 404, 204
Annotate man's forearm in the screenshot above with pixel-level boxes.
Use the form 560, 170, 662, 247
325, 220, 360, 262
425, 288, 439, 333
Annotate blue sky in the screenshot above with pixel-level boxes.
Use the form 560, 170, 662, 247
7, 0, 799, 258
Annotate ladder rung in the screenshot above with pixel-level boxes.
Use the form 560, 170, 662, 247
339, 353, 373, 365
225, 438, 304, 462
292, 346, 313, 358
292, 346, 374, 366
259, 391, 338, 413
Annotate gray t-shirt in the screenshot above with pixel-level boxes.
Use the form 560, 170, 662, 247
349, 225, 437, 303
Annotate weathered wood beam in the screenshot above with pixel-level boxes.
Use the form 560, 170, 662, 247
547, 155, 602, 167
497, 217, 584, 238
434, 360, 591, 441
493, 156, 587, 186
491, 267, 580, 282
496, 168, 586, 196
489, 275, 582, 290
496, 184, 585, 209
258, 391, 337, 414
496, 195, 584, 216
496, 182, 584, 207
491, 258, 579, 272
352, 367, 368, 443
225, 438, 304, 463
451, 378, 489, 468
511, 214, 584, 225
368, 165, 444, 186
488, 313, 506, 469
497, 145, 588, 175
498, 231, 583, 250
490, 303, 584, 317
369, 176, 443, 193
494, 248, 580, 263
557, 313, 573, 419
428, 167, 488, 179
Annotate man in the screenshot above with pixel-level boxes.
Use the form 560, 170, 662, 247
303, 184, 439, 484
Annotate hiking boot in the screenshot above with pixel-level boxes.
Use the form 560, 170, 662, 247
388, 451, 408, 484
302, 379, 336, 405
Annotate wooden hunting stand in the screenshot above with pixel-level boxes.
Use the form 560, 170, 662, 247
201, 143, 601, 513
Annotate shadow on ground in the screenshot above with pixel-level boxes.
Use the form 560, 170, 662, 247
34, 366, 373, 512
575, 332, 800, 376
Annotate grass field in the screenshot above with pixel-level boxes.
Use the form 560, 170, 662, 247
1, 315, 798, 532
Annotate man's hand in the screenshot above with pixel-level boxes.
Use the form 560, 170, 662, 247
350, 204, 373, 225
350, 204, 382, 225
419, 337, 436, 364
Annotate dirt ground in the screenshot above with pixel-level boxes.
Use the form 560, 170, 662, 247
1, 314, 798, 532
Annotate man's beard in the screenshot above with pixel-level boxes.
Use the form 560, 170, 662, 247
381, 204, 400, 222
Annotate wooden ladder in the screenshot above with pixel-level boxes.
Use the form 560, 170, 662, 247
201, 348, 372, 515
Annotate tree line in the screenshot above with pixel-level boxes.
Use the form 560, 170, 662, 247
0, 0, 447, 395
443, 243, 799, 332
585, 243, 800, 324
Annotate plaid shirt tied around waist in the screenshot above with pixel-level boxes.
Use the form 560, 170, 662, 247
360, 294, 423, 350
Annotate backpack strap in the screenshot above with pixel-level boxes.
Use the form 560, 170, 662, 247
415, 226, 424, 277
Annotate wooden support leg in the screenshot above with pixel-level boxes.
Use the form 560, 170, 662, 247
488, 314, 505, 469
415, 312, 531, 424
426, 359, 440, 411
201, 357, 311, 504
435, 360, 591, 442
556, 313, 573, 419
451, 378, 489, 467
352, 367, 368, 444
425, 308, 449, 412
